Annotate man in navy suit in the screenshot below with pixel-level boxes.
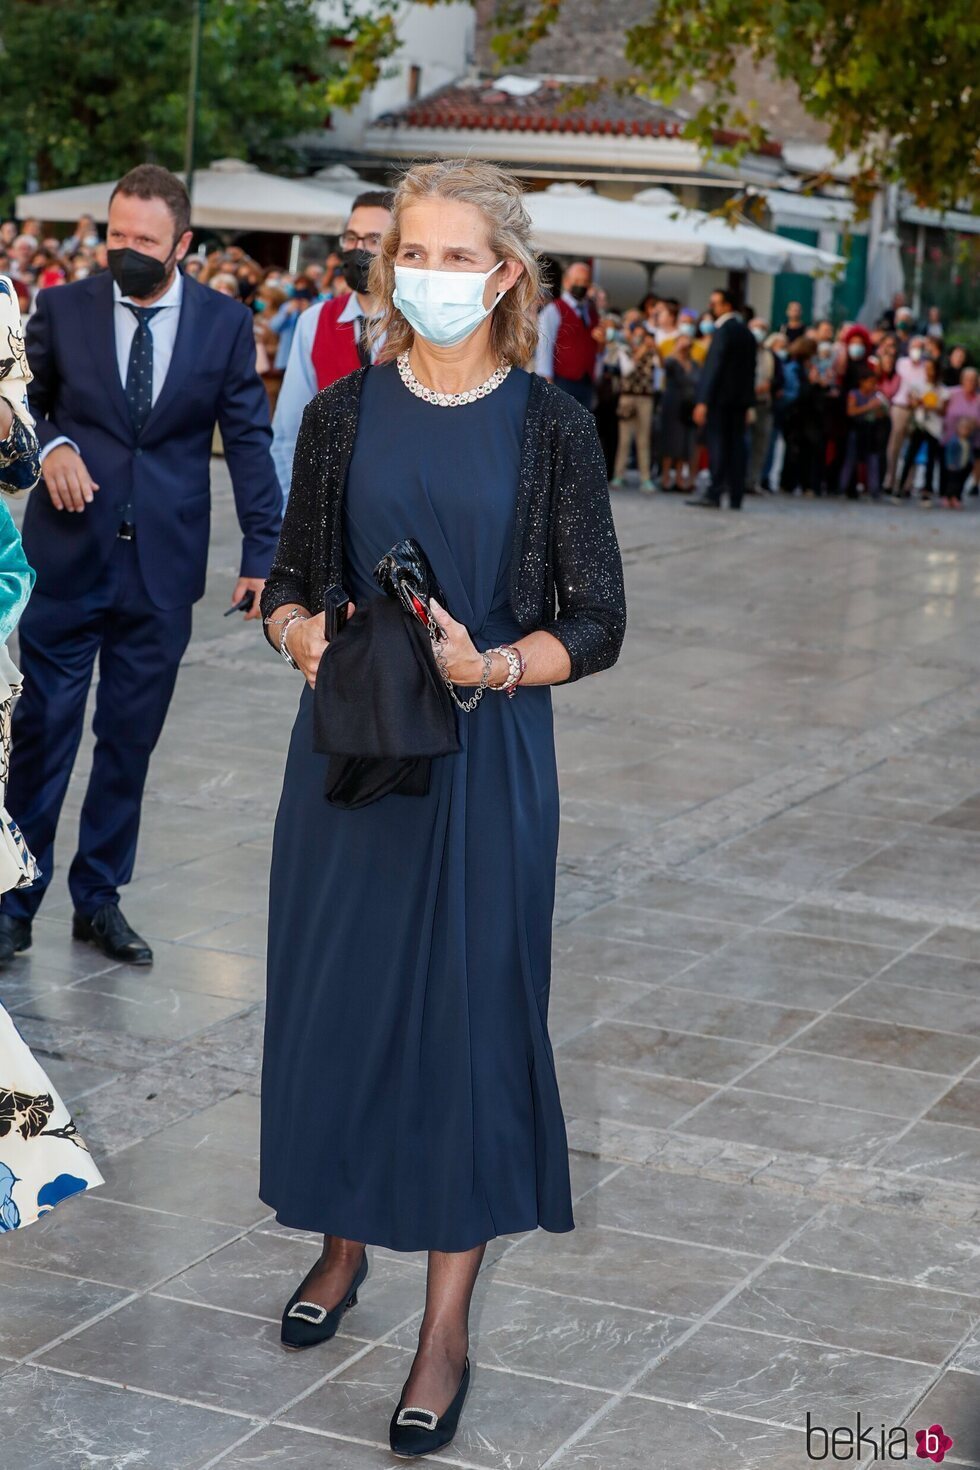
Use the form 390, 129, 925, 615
686, 287, 757, 510
0, 165, 282, 965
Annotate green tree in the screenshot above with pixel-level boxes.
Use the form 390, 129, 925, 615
381, 0, 980, 214
0, 0, 381, 198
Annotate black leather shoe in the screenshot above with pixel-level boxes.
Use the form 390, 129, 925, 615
0, 914, 32, 964
72, 904, 153, 965
683, 492, 720, 508
281, 1249, 368, 1351
390, 1356, 471, 1459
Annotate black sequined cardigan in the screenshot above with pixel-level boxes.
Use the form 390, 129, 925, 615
260, 367, 627, 683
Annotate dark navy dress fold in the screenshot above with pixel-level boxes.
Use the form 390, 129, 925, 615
260, 362, 575, 1252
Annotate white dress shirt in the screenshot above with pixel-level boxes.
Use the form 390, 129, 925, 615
534, 291, 599, 380
40, 270, 184, 462
271, 291, 384, 504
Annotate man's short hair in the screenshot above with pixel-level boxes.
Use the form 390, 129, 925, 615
110, 164, 192, 238
350, 190, 395, 214
712, 286, 736, 309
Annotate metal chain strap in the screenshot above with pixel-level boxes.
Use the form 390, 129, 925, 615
426, 609, 492, 712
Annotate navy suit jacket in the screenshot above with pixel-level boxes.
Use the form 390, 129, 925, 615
696, 315, 757, 413
22, 271, 282, 610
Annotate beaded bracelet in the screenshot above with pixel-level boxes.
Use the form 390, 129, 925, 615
488, 644, 526, 698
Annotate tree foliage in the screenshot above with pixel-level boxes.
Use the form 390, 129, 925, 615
441, 0, 980, 213
0, 0, 357, 197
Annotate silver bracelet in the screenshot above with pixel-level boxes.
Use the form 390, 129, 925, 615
488, 644, 522, 695
277, 610, 307, 670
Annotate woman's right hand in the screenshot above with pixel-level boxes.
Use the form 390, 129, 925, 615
285, 604, 355, 688
285, 613, 329, 689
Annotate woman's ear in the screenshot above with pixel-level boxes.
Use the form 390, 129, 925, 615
498, 258, 524, 293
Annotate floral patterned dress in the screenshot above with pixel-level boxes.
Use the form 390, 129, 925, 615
0, 275, 103, 1229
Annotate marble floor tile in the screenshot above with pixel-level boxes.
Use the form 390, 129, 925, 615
792, 1011, 980, 1073
389, 1278, 683, 1391
570, 902, 747, 954
0, 1263, 129, 1357
0, 1193, 238, 1291
709, 928, 897, 981
634, 1321, 932, 1428
874, 1120, 980, 1187
285, 1342, 610, 1470
921, 926, 980, 965
493, 1224, 758, 1318
0, 1365, 248, 1470
715, 1259, 980, 1363
99, 1135, 269, 1226
162, 1232, 425, 1340
623, 875, 783, 926
903, 1370, 980, 1467
590, 1166, 819, 1252
38, 1292, 357, 1418
877, 951, 980, 998
209, 1426, 413, 1469
834, 978, 980, 1036
558, 1019, 770, 1085
552, 932, 698, 985
146, 1090, 260, 1158
673, 1088, 902, 1164
555, 1394, 806, 1469
925, 1078, 980, 1129
669, 953, 860, 1010
556, 1055, 715, 1130
11, 969, 249, 1043
737, 1048, 950, 1118
618, 984, 818, 1047
762, 902, 931, 949
786, 1202, 980, 1295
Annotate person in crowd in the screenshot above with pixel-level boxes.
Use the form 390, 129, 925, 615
207, 271, 240, 298
0, 165, 282, 968
780, 338, 824, 495
62, 213, 100, 256
652, 297, 681, 356
534, 261, 600, 408
0, 221, 16, 250
686, 287, 756, 510
258, 158, 625, 1459
659, 327, 700, 491
610, 316, 657, 492
271, 192, 394, 502
639, 292, 659, 335
593, 311, 622, 477
898, 355, 945, 502
925, 305, 944, 341
782, 300, 807, 342
893, 306, 916, 356
693, 309, 715, 364
839, 364, 889, 498
941, 367, 980, 507
884, 334, 930, 494
0, 273, 106, 1227
943, 344, 970, 387
747, 317, 776, 494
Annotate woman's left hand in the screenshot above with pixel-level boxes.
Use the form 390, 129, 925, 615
428, 599, 485, 685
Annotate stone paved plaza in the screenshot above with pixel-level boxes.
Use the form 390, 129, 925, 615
3, 476, 980, 1468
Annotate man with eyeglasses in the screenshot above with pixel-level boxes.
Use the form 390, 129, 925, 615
272, 190, 393, 503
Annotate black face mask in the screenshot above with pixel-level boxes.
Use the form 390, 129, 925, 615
568, 283, 589, 302
341, 248, 374, 295
107, 245, 175, 299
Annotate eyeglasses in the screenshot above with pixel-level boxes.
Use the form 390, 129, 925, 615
339, 231, 383, 252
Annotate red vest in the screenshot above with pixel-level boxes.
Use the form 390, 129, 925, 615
310, 294, 362, 390
554, 297, 599, 381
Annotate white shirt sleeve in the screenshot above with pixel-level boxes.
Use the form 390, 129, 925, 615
271, 304, 322, 505
534, 301, 560, 379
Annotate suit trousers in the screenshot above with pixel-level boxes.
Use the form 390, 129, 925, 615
707, 406, 749, 508
613, 394, 653, 481
3, 537, 192, 921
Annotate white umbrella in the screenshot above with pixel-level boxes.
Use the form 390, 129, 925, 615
527, 184, 706, 267
17, 159, 353, 235
525, 183, 842, 275
858, 228, 904, 327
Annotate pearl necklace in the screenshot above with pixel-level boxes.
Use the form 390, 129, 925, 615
397, 351, 511, 407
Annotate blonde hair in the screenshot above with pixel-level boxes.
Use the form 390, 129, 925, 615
368, 159, 541, 367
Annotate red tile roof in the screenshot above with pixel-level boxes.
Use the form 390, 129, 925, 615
375, 78, 687, 139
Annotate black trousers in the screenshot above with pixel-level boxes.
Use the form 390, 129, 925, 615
3, 537, 193, 920
707, 406, 749, 507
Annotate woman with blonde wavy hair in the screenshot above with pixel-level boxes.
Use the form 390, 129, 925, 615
259, 159, 626, 1458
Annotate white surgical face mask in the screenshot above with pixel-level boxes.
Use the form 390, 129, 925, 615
751, 326, 767, 343
909, 346, 923, 362
393, 260, 506, 347
847, 341, 866, 360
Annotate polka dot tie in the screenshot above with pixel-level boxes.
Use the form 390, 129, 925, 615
123, 305, 163, 438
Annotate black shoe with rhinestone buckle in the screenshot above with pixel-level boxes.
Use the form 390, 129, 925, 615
280, 1250, 368, 1351
389, 1356, 471, 1459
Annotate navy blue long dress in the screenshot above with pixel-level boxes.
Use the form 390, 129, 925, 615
260, 362, 575, 1252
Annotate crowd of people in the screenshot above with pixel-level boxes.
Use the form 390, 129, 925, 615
4, 211, 977, 510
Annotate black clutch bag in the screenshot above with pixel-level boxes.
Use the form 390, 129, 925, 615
374, 538, 448, 640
